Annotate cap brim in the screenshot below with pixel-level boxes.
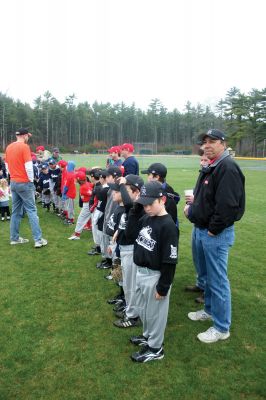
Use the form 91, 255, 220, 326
140, 169, 149, 174
108, 183, 121, 191
136, 196, 157, 206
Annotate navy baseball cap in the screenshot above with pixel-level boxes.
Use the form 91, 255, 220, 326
136, 181, 164, 206
141, 163, 167, 178
198, 129, 226, 143
108, 182, 121, 191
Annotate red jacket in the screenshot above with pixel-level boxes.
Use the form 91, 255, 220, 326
80, 182, 93, 203
64, 171, 76, 199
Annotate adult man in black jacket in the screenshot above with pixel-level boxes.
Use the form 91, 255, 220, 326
184, 129, 245, 344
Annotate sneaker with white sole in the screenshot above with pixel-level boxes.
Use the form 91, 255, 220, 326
34, 238, 48, 248
131, 345, 164, 363
197, 326, 230, 343
188, 309, 212, 321
10, 237, 29, 245
68, 235, 80, 240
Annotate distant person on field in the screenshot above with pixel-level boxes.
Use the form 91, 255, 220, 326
106, 146, 123, 169
0, 178, 11, 221
184, 129, 245, 344
120, 143, 139, 175
48, 147, 62, 163
4, 128, 47, 248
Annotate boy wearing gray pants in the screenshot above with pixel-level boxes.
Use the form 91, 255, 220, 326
130, 181, 178, 363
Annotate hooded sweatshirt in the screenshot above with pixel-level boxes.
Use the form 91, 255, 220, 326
63, 161, 76, 199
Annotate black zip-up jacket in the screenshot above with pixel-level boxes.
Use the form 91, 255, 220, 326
188, 151, 245, 235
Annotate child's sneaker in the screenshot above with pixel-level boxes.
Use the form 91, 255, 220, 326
35, 238, 48, 248
188, 309, 212, 321
10, 237, 29, 245
6, 216, 10, 220
1, 217, 4, 221
113, 317, 141, 328
130, 335, 148, 346
197, 327, 230, 343
131, 345, 164, 363
68, 235, 80, 240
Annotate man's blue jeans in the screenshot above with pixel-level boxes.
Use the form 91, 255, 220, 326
10, 181, 42, 242
192, 226, 206, 290
194, 226, 235, 332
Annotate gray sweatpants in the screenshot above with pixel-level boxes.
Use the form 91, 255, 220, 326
75, 202, 91, 234
65, 198, 75, 220
120, 245, 138, 319
135, 266, 171, 349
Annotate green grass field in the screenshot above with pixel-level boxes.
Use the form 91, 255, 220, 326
0, 155, 265, 400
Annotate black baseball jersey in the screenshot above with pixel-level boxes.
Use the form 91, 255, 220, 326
133, 213, 178, 296
106, 205, 125, 237
97, 185, 109, 231
49, 167, 61, 183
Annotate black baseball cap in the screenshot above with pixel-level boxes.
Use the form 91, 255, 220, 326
198, 129, 226, 143
125, 174, 144, 189
141, 163, 167, 178
136, 181, 164, 206
15, 128, 32, 136
99, 169, 108, 179
106, 166, 122, 178
89, 168, 101, 179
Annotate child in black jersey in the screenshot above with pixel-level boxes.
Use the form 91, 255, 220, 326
130, 180, 178, 363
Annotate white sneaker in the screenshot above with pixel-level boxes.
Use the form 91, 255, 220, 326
10, 237, 29, 245
188, 309, 212, 321
68, 235, 80, 240
197, 327, 230, 343
1, 217, 4, 221
35, 238, 48, 248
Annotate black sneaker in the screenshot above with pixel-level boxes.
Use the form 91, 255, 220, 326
131, 345, 164, 363
97, 260, 112, 269
87, 246, 101, 255
107, 294, 124, 305
96, 259, 108, 268
130, 335, 148, 346
113, 302, 126, 312
113, 317, 141, 328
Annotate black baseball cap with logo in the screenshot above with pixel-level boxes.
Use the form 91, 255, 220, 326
136, 181, 164, 206
141, 163, 167, 178
15, 128, 32, 136
125, 174, 144, 189
106, 166, 122, 178
198, 129, 226, 144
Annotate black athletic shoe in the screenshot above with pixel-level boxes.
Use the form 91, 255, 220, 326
97, 261, 112, 269
113, 302, 126, 312
96, 259, 108, 268
130, 335, 148, 346
113, 317, 141, 328
87, 246, 101, 255
107, 294, 124, 305
131, 345, 164, 363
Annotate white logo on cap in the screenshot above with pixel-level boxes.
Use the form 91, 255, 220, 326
140, 186, 147, 196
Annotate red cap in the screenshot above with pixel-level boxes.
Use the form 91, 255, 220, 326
75, 171, 86, 181
36, 146, 45, 152
108, 145, 121, 154
58, 160, 68, 168
76, 167, 87, 173
120, 143, 134, 152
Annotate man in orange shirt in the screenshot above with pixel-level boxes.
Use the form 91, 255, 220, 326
5, 128, 47, 248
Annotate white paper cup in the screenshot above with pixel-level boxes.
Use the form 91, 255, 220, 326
184, 189, 193, 196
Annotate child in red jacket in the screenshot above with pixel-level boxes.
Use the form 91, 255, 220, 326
68, 171, 93, 240
62, 160, 76, 225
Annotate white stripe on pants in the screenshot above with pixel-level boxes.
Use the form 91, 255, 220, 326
135, 266, 171, 349
75, 202, 91, 234
120, 245, 138, 319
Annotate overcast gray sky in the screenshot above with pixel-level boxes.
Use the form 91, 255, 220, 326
0, 0, 265, 111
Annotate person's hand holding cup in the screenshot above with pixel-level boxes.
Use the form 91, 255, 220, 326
184, 189, 194, 204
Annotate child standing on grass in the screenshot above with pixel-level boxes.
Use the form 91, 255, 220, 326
62, 161, 76, 225
0, 178, 11, 221
129, 181, 178, 363
68, 171, 93, 240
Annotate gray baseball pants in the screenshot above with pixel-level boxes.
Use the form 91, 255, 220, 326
135, 266, 171, 349
120, 245, 138, 319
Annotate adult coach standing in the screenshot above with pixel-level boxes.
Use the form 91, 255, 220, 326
120, 143, 139, 175
184, 129, 245, 343
5, 128, 47, 248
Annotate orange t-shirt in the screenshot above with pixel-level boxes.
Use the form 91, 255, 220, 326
5, 142, 32, 182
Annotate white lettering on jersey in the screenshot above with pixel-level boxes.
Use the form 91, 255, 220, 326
136, 226, 156, 251
170, 244, 177, 259
118, 213, 127, 230
107, 213, 115, 231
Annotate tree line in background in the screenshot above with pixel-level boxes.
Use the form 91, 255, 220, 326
0, 87, 265, 156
